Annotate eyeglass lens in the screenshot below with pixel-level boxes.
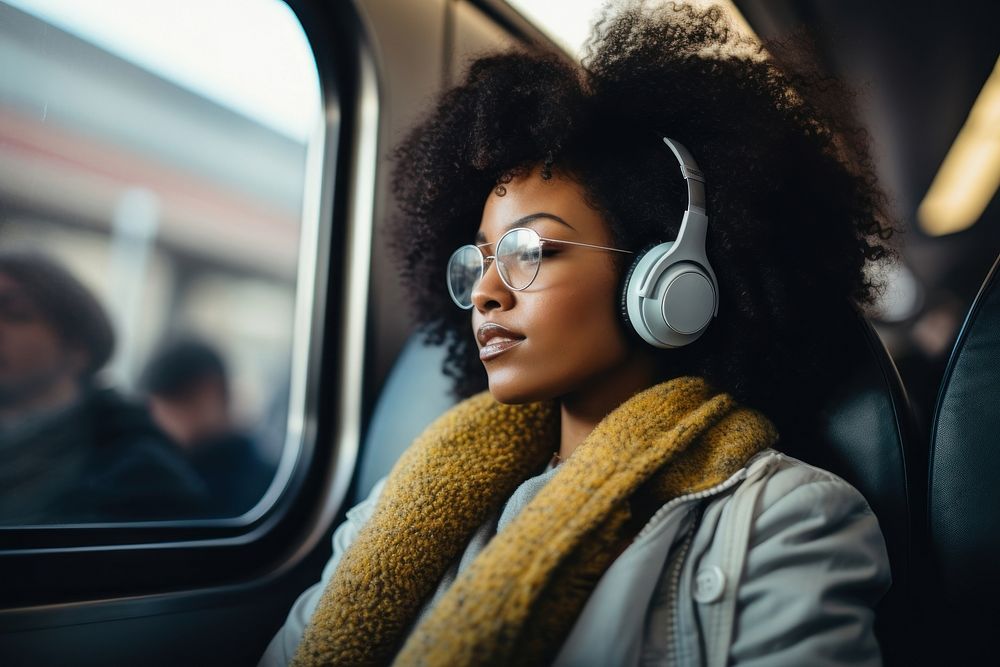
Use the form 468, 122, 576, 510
446, 228, 543, 309
446, 245, 483, 309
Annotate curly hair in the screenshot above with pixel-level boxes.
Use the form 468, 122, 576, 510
389, 1, 897, 440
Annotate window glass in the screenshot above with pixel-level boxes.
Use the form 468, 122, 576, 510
0, 0, 322, 524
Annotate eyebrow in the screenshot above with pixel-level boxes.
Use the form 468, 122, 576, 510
474, 213, 573, 244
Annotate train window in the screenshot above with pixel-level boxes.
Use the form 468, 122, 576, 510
0, 0, 323, 525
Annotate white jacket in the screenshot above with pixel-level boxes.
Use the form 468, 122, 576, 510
260, 448, 891, 666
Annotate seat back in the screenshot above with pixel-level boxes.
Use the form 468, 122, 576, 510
354, 331, 454, 505
926, 254, 1000, 662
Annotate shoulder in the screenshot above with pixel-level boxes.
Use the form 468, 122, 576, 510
761, 451, 889, 563
324, 476, 387, 578
693, 448, 887, 567
693, 450, 891, 665
258, 476, 390, 667
707, 450, 886, 561
743, 451, 881, 540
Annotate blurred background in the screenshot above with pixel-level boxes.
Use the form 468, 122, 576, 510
0, 0, 321, 477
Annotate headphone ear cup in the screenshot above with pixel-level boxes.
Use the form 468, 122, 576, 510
622, 241, 717, 349
619, 243, 659, 329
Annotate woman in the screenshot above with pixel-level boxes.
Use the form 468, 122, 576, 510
262, 2, 895, 665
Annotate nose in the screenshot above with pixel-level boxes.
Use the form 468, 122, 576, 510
471, 258, 514, 313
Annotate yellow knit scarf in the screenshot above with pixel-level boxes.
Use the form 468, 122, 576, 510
292, 376, 777, 667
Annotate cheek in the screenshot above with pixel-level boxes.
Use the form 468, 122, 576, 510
549, 258, 622, 329
480, 259, 633, 404
514, 270, 631, 384
541, 280, 628, 359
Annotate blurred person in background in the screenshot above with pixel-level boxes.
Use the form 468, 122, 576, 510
142, 338, 271, 517
0, 249, 208, 523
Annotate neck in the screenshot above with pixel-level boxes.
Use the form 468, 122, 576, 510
557, 348, 658, 461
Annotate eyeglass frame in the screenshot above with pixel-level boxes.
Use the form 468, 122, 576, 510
446, 226, 634, 309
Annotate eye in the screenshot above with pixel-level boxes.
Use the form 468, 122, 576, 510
535, 239, 564, 258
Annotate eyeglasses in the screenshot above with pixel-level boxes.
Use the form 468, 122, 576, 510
446, 226, 632, 309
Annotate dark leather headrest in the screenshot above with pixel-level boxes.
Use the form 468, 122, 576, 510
783, 308, 915, 582
929, 254, 1000, 603
775, 307, 915, 665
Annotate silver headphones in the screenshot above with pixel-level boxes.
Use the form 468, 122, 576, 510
620, 137, 719, 348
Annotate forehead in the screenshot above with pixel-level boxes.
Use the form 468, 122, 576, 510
478, 169, 609, 241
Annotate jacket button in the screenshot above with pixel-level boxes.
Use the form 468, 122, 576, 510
693, 565, 726, 603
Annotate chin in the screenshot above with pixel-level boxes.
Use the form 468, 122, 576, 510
486, 370, 564, 405
486, 380, 537, 405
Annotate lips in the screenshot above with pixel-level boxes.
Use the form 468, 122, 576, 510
477, 322, 525, 361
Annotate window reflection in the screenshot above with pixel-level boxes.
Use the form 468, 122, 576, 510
0, 0, 321, 524
142, 339, 271, 517
0, 250, 208, 523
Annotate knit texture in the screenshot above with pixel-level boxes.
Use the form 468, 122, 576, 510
292, 376, 777, 667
